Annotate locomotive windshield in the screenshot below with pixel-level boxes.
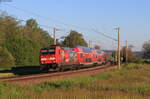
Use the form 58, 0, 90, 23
41, 48, 55, 55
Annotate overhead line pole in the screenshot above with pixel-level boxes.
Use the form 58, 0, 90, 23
53, 28, 56, 45
89, 40, 92, 48
116, 27, 121, 69
126, 40, 128, 64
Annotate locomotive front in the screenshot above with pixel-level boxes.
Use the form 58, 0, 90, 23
40, 46, 62, 71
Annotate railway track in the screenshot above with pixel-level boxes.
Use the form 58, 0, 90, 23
0, 65, 117, 85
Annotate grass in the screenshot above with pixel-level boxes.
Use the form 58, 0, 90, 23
0, 63, 150, 99
0, 73, 15, 78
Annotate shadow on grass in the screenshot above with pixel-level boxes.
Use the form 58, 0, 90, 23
142, 59, 150, 64
0, 66, 42, 76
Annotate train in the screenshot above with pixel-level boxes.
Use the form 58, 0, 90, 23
40, 45, 112, 72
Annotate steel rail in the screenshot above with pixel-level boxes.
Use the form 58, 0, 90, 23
0, 65, 117, 85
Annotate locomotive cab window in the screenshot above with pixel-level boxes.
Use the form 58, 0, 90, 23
41, 48, 55, 55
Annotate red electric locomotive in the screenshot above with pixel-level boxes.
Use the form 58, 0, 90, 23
40, 45, 78, 71
40, 45, 62, 71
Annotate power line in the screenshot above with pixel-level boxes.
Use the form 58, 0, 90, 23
3, 4, 90, 30
13, 17, 55, 29
3, 4, 116, 36
10, 16, 67, 32
2, 4, 120, 43
92, 28, 118, 41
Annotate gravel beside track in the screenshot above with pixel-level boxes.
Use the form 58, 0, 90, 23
0, 65, 117, 85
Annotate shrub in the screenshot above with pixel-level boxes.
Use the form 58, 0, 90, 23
0, 46, 15, 68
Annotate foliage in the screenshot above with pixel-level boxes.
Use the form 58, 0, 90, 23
94, 45, 101, 49
112, 47, 139, 63
0, 46, 15, 68
26, 18, 38, 29
120, 47, 138, 62
6, 36, 36, 66
0, 13, 53, 67
143, 41, 150, 59
62, 30, 88, 47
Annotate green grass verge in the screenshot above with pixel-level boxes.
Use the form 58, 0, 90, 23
0, 63, 150, 99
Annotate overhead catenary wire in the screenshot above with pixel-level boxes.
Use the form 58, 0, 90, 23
8, 16, 67, 32
3, 4, 90, 30
3, 4, 118, 41
1, 3, 141, 51
2, 3, 124, 50
16, 18, 54, 29
92, 28, 118, 41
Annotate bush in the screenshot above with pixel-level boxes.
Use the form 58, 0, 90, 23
5, 36, 46, 66
0, 14, 53, 68
0, 46, 15, 68
143, 41, 150, 59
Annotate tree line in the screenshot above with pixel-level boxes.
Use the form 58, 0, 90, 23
0, 13, 89, 68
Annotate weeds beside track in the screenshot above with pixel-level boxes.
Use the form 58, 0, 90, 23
0, 65, 116, 85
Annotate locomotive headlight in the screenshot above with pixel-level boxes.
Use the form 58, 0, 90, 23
41, 58, 46, 61
41, 61, 45, 64
50, 57, 55, 60
46, 57, 55, 60
41, 57, 55, 61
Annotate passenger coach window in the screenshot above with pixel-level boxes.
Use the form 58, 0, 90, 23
80, 53, 83, 58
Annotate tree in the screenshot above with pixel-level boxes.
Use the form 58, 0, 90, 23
143, 41, 150, 58
120, 47, 137, 62
0, 46, 15, 68
0, 15, 20, 39
24, 19, 53, 45
94, 45, 101, 50
26, 18, 38, 29
62, 30, 88, 47
0, 13, 54, 67
111, 47, 138, 63
6, 36, 33, 66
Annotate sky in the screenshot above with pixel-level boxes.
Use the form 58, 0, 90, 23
0, 0, 150, 51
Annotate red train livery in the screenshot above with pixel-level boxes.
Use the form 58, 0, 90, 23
40, 45, 109, 71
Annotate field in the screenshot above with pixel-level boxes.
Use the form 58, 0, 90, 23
0, 63, 150, 99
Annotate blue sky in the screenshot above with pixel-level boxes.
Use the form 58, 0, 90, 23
0, 0, 150, 51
